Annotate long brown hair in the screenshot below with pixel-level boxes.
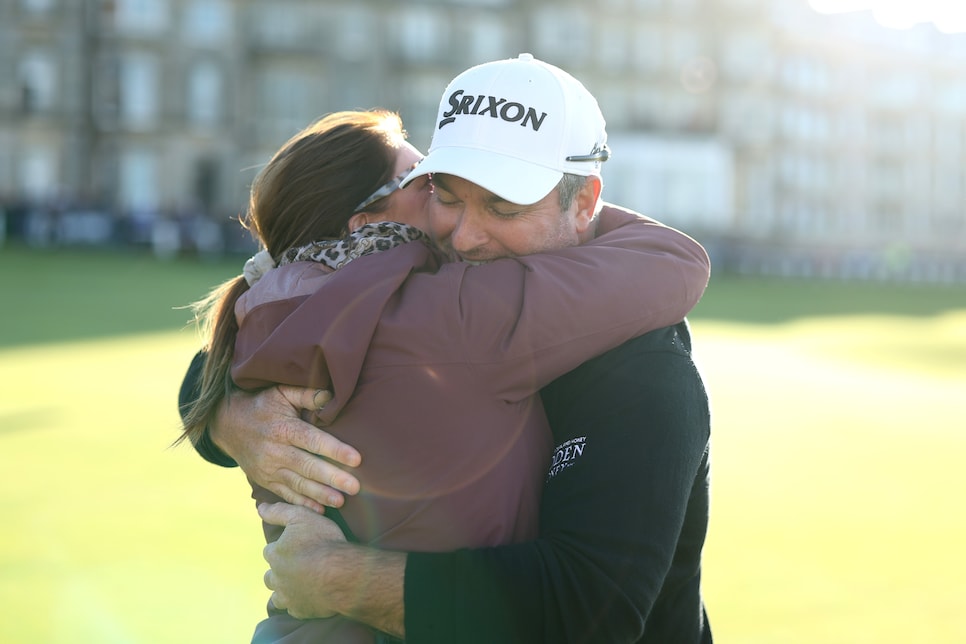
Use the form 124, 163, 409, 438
178, 110, 406, 447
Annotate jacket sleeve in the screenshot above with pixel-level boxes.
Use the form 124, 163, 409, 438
407, 208, 710, 401
177, 349, 237, 468
230, 210, 709, 413
403, 327, 712, 643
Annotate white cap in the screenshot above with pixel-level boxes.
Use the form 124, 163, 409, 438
400, 53, 609, 205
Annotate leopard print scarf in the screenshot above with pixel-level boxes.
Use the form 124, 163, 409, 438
279, 222, 426, 270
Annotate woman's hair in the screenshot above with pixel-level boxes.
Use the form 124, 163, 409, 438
178, 110, 406, 447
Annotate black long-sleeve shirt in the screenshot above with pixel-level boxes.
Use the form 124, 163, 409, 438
403, 322, 713, 643
182, 322, 712, 643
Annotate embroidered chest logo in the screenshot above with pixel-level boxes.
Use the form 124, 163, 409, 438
547, 436, 587, 482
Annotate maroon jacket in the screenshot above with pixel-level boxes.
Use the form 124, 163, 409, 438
231, 207, 710, 642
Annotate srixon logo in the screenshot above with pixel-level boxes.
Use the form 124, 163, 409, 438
547, 436, 587, 481
438, 89, 548, 131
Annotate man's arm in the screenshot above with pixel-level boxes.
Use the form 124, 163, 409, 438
405, 326, 712, 643
180, 207, 709, 514
260, 503, 407, 640
259, 326, 712, 643
178, 350, 362, 511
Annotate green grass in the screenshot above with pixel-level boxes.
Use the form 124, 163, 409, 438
0, 245, 239, 348
1, 245, 964, 643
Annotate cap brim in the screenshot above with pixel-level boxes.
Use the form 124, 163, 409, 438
400, 147, 562, 206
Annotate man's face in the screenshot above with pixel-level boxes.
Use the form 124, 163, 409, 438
427, 173, 589, 262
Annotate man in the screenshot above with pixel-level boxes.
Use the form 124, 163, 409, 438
182, 54, 713, 643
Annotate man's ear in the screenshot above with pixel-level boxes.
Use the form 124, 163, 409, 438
347, 212, 370, 232
574, 175, 603, 236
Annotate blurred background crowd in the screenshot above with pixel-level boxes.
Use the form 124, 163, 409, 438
2, 0, 965, 282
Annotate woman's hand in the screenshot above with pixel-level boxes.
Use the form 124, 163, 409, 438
210, 385, 361, 512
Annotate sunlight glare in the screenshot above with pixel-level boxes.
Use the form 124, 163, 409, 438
808, 0, 966, 33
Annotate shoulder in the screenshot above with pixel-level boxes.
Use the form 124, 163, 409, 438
540, 322, 704, 422
236, 262, 333, 322
583, 322, 694, 369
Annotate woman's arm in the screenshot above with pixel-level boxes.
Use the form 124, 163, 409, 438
179, 351, 360, 512
181, 209, 709, 516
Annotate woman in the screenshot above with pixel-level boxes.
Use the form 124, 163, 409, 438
180, 110, 707, 643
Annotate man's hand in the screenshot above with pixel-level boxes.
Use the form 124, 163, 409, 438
210, 386, 361, 512
260, 502, 345, 620
260, 502, 408, 639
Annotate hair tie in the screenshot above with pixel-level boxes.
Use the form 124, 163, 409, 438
243, 249, 276, 286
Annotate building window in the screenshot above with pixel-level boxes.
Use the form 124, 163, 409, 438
666, 28, 702, 70
248, 4, 299, 45
20, 145, 57, 201
598, 20, 629, 69
399, 71, 452, 148
721, 31, 771, 82
332, 6, 373, 62
779, 56, 831, 95
186, 60, 222, 128
464, 17, 509, 65
630, 86, 662, 125
19, 52, 57, 113
396, 7, 445, 61
937, 83, 966, 114
114, 0, 170, 35
598, 83, 628, 129
873, 161, 903, 201
834, 107, 867, 144
532, 7, 591, 63
119, 53, 161, 130
631, 23, 664, 72
721, 94, 772, 143
601, 0, 629, 10
183, 0, 231, 46
668, 0, 699, 14
20, 0, 56, 14
933, 119, 963, 159
119, 147, 160, 212
933, 170, 962, 210
872, 73, 921, 109
193, 158, 220, 212
256, 68, 323, 141
663, 91, 710, 130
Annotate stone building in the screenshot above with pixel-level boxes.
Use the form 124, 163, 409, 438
1, 0, 964, 280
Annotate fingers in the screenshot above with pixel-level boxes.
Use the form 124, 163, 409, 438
277, 384, 332, 413
288, 423, 362, 470
313, 388, 333, 409
268, 385, 362, 469
266, 484, 326, 515
272, 470, 342, 510
291, 445, 361, 491
257, 501, 309, 527
269, 591, 284, 611
251, 385, 361, 510
277, 468, 353, 509
262, 450, 361, 511
264, 570, 289, 613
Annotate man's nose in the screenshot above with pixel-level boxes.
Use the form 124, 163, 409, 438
449, 209, 489, 254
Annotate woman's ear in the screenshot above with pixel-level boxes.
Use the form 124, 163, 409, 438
347, 212, 370, 232
574, 175, 603, 235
